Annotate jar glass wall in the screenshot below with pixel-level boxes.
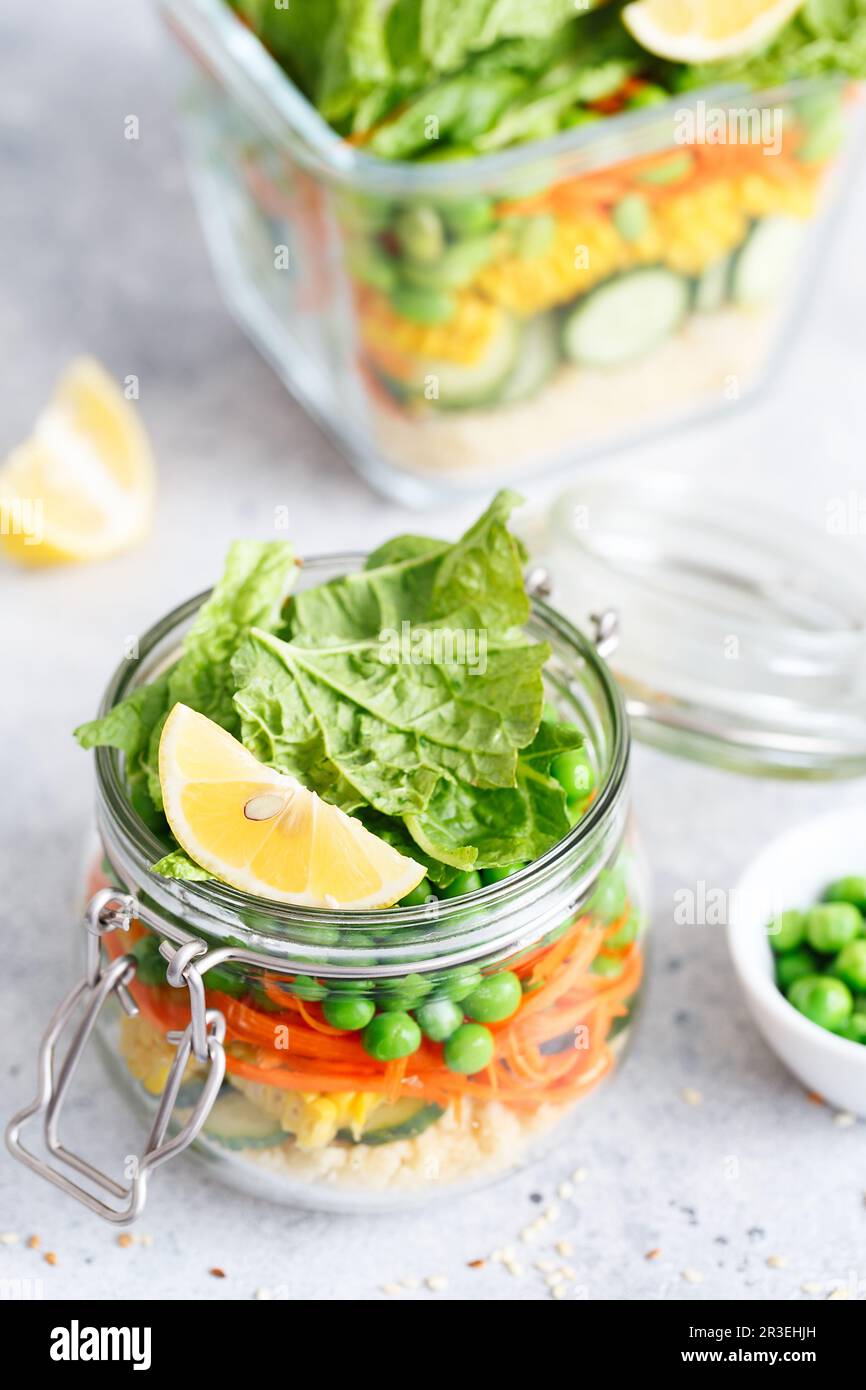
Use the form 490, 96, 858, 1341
163, 0, 859, 503
80, 558, 649, 1211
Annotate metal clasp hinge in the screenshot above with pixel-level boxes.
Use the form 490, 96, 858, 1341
5, 890, 226, 1225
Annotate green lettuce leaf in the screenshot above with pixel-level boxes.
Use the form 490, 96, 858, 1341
151, 850, 213, 882
405, 719, 584, 869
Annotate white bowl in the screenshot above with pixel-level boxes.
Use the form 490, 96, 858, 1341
729, 807, 866, 1115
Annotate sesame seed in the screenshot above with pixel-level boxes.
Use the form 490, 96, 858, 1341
682, 1268, 704, 1284
44, 1252, 57, 1266
681, 1087, 702, 1106
503, 1261, 524, 1278
800, 1282, 823, 1295
556, 1240, 574, 1258
254, 1288, 273, 1300
520, 1225, 539, 1243
546, 1272, 565, 1287
381, 1283, 403, 1296
559, 1265, 576, 1279
0, 1234, 20, 1245
117, 1234, 135, 1249
544, 1205, 560, 1223
426, 1275, 449, 1292
551, 1283, 569, 1299
571, 1167, 588, 1183
139, 1235, 153, 1247
827, 1287, 849, 1300
766, 1255, 787, 1269
645, 1248, 661, 1261
401, 1277, 419, 1289
834, 1111, 856, 1128
535, 1258, 556, 1272
26, 1235, 40, 1250
557, 1182, 574, 1200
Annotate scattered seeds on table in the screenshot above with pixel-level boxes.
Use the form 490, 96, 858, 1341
551, 1283, 569, 1300
834, 1111, 856, 1128
766, 1254, 788, 1269
210, 1267, 226, 1279
557, 1181, 574, 1200
827, 1287, 849, 1300
800, 1282, 823, 1295
535, 1257, 556, 1272
645, 1248, 661, 1261
44, 1252, 57, 1266
117, 1234, 135, 1249
381, 1283, 403, 1296
504, 1259, 524, 1278
681, 1087, 702, 1106
545, 1205, 560, 1222
0, 1233, 20, 1246
682, 1268, 704, 1284
426, 1275, 449, 1292
556, 1240, 574, 1258
571, 1167, 588, 1183
27, 1235, 40, 1250
254, 1288, 273, 1300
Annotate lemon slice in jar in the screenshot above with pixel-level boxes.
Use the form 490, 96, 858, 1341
158, 704, 426, 909
0, 357, 155, 566
622, 0, 804, 62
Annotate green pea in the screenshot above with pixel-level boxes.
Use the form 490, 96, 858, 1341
636, 152, 694, 185
376, 972, 431, 1011
402, 234, 501, 290
612, 193, 650, 243
805, 903, 863, 954
440, 197, 495, 237
551, 748, 595, 801
389, 283, 457, 326
836, 1011, 866, 1044
463, 971, 522, 1023
788, 974, 853, 1031
481, 864, 524, 885
345, 243, 398, 293
439, 967, 483, 1002
767, 909, 806, 954
775, 948, 818, 992
444, 1022, 495, 1075
823, 876, 866, 915
286, 974, 326, 1002
362, 1011, 422, 1062
203, 963, 247, 999
605, 914, 639, 949
626, 83, 669, 109
587, 866, 628, 925
590, 953, 625, 979
322, 995, 376, 1031
399, 877, 434, 907
831, 940, 866, 993
395, 203, 445, 264
131, 936, 167, 987
514, 214, 556, 261
416, 998, 464, 1042
439, 870, 484, 899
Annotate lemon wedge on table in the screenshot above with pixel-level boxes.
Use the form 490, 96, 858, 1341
158, 704, 426, 910
622, 0, 804, 63
0, 357, 155, 565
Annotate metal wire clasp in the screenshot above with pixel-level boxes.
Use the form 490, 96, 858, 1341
5, 889, 226, 1224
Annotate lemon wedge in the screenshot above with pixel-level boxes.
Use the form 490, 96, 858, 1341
622, 0, 804, 63
0, 357, 155, 565
158, 704, 426, 909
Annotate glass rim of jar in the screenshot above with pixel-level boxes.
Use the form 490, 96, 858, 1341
161, 0, 848, 195
93, 552, 631, 975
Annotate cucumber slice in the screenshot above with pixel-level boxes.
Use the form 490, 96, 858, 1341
693, 256, 732, 313
390, 314, 521, 409
496, 315, 561, 405
336, 1099, 444, 1146
200, 1090, 284, 1150
731, 217, 805, 308
562, 268, 690, 369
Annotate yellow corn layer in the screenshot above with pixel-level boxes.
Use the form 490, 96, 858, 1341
230, 1075, 382, 1150
360, 289, 504, 366
119, 1013, 203, 1097
477, 216, 626, 315
656, 182, 750, 275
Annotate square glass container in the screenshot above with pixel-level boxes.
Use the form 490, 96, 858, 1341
162, 0, 860, 504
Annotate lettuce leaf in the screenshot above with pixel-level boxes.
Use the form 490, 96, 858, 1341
75, 540, 298, 818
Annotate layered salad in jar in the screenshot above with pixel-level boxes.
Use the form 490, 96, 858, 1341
76, 494, 645, 1199
226, 0, 862, 480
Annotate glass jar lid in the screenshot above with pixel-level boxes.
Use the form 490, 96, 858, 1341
523, 472, 866, 779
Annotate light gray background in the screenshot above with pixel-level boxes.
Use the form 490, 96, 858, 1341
1, 0, 865, 1302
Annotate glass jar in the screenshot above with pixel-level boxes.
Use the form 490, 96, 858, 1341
10, 556, 647, 1218
161, 0, 860, 503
